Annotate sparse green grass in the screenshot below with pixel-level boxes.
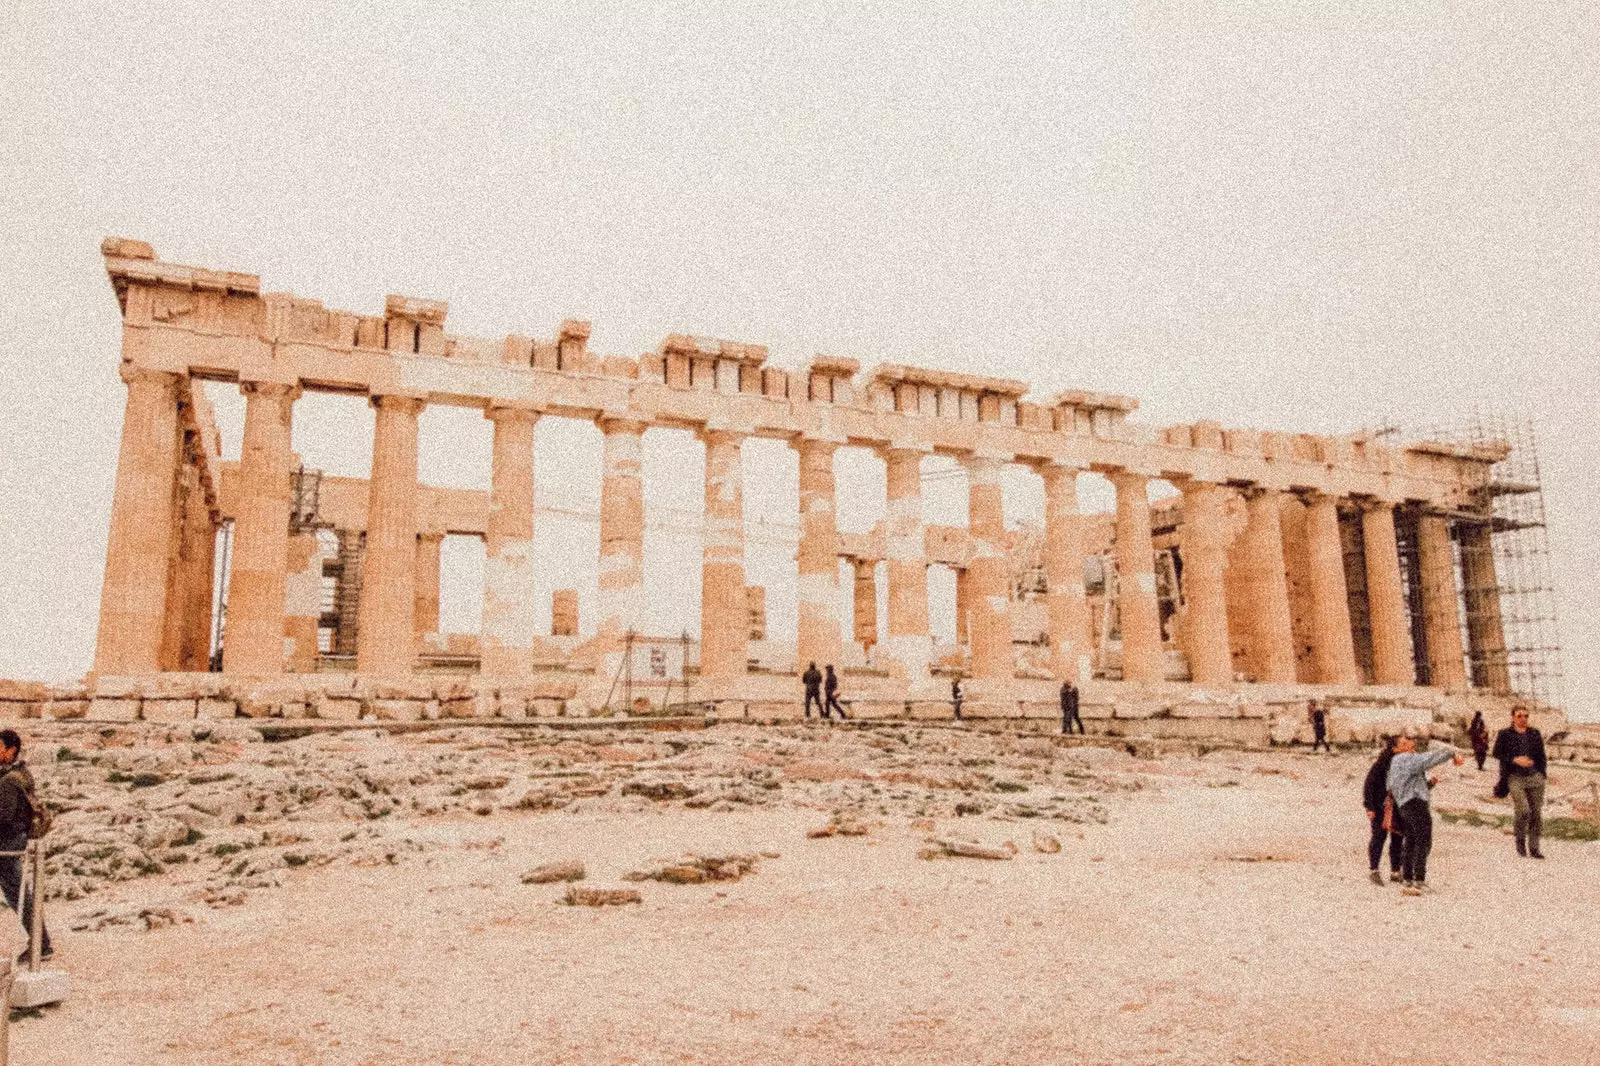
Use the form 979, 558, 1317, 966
1438, 808, 1599, 843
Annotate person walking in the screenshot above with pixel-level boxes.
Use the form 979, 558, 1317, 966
801, 662, 823, 720
1492, 706, 1547, 858
1386, 734, 1464, 894
1310, 705, 1330, 753
0, 729, 52, 963
951, 677, 964, 721
1468, 711, 1490, 771
823, 665, 847, 720
1060, 680, 1084, 735
1362, 736, 1405, 885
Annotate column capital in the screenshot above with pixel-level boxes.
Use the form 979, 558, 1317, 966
596, 413, 650, 436
1025, 456, 1088, 476
1107, 467, 1151, 489
790, 435, 840, 456
880, 441, 933, 459
1170, 472, 1226, 490
697, 426, 748, 447
240, 379, 302, 402
416, 530, 446, 544
485, 402, 541, 425
369, 392, 426, 415
118, 364, 182, 388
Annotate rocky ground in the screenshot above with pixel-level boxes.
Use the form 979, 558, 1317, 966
7, 720, 1600, 1064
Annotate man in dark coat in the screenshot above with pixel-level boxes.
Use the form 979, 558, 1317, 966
1060, 681, 1083, 735
1492, 706, 1548, 858
1310, 705, 1330, 753
0, 729, 52, 962
823, 665, 847, 720
801, 662, 823, 719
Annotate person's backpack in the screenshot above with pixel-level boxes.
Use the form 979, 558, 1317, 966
3, 764, 51, 839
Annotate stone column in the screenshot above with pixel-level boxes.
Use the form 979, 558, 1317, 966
1417, 513, 1468, 691
356, 394, 423, 675
284, 530, 324, 673
794, 437, 841, 672
1460, 524, 1511, 693
160, 441, 217, 672
596, 417, 648, 669
852, 560, 878, 654
179, 497, 218, 671
224, 380, 299, 675
95, 368, 184, 675
1302, 493, 1360, 685
1361, 502, 1414, 686
954, 567, 971, 645
881, 447, 931, 683
1179, 480, 1233, 687
1239, 489, 1298, 683
1038, 462, 1092, 683
413, 533, 444, 640
964, 453, 1013, 681
482, 405, 540, 677
700, 429, 749, 679
1110, 470, 1162, 683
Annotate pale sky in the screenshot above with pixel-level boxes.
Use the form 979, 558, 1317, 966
2, 3, 1595, 718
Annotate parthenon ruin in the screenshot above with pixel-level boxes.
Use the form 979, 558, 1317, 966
84, 236, 1545, 728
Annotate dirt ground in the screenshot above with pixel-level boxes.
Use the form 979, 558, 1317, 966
9, 721, 1600, 1065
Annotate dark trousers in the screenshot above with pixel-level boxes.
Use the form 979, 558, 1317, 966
1312, 729, 1329, 752
1397, 799, 1433, 883
803, 691, 823, 717
1062, 707, 1084, 734
1366, 818, 1404, 872
824, 693, 845, 719
1473, 749, 1488, 771
0, 851, 51, 956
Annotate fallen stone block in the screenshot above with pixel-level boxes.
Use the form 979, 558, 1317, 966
564, 885, 642, 907
922, 838, 1016, 861
620, 779, 698, 801
624, 852, 759, 885
1032, 831, 1062, 854
522, 860, 585, 884
369, 699, 424, 721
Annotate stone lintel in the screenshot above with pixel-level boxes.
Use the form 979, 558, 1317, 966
869, 363, 1028, 398
1055, 389, 1138, 413
660, 333, 768, 364
384, 295, 449, 326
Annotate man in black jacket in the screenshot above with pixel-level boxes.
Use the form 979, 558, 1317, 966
1492, 706, 1548, 858
0, 729, 52, 961
801, 663, 823, 719
1060, 681, 1084, 735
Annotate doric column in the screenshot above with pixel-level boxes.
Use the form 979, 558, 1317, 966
159, 440, 217, 672
284, 530, 324, 673
1109, 470, 1162, 683
1239, 488, 1297, 683
881, 447, 931, 683
964, 453, 1013, 681
1460, 524, 1511, 693
596, 416, 648, 666
414, 532, 443, 639
482, 405, 540, 677
954, 567, 972, 645
357, 394, 423, 675
699, 429, 748, 679
794, 437, 841, 671
1417, 513, 1467, 691
178, 494, 218, 671
1361, 502, 1414, 685
224, 380, 299, 675
1037, 461, 1092, 682
1302, 493, 1360, 685
1178, 479, 1233, 687
95, 368, 184, 675
852, 560, 878, 654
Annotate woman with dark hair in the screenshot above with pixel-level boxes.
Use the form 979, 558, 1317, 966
1468, 711, 1490, 771
1363, 735, 1405, 885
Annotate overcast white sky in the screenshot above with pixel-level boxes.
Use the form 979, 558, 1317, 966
2, 2, 1595, 717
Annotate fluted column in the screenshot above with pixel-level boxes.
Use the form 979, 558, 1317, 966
700, 429, 748, 679
852, 560, 878, 653
596, 417, 648, 669
224, 380, 299, 675
96, 367, 184, 675
1038, 461, 1092, 682
414, 532, 443, 640
1110, 470, 1162, 683
482, 405, 540, 677
1239, 488, 1297, 683
794, 437, 841, 671
954, 567, 972, 645
357, 394, 423, 675
1460, 524, 1511, 693
965, 453, 1013, 681
1362, 502, 1414, 685
1179, 480, 1233, 687
178, 495, 218, 671
881, 447, 931, 683
1417, 513, 1467, 691
159, 441, 217, 671
1303, 493, 1360, 685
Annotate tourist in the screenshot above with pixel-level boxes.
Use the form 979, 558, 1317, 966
1310, 705, 1330, 753
1060, 680, 1084, 735
1386, 733, 1464, 894
1468, 711, 1490, 771
823, 665, 847, 720
951, 677, 964, 721
1362, 735, 1405, 885
1492, 706, 1547, 858
801, 662, 823, 720
0, 729, 52, 962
